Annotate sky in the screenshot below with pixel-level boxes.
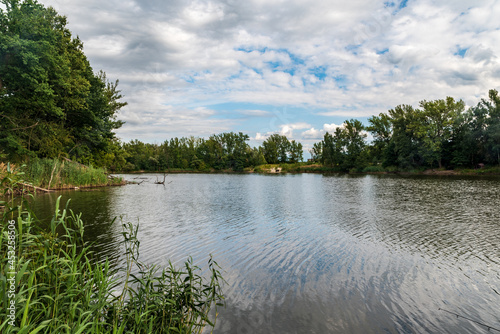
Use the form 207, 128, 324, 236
41, 0, 500, 151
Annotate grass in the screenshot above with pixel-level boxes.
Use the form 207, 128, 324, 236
0, 197, 225, 333
1, 159, 123, 191
458, 166, 500, 175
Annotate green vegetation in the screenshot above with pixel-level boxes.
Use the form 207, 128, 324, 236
0, 198, 224, 333
0, 0, 126, 167
1, 159, 122, 192
118, 91, 500, 174
312, 92, 500, 172
119, 132, 301, 172
22, 158, 122, 189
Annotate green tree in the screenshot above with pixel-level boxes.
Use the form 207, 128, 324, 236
309, 142, 323, 162
289, 140, 303, 163
482, 89, 500, 165
0, 0, 126, 163
321, 129, 345, 167
342, 119, 367, 170
367, 113, 392, 164
387, 105, 423, 169
418, 97, 464, 168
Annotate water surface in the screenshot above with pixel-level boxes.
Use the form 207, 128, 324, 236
31, 173, 500, 333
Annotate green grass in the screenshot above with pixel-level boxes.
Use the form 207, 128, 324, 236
19, 158, 122, 189
0, 198, 224, 333
458, 166, 500, 174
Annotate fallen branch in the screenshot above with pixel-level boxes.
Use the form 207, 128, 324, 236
19, 182, 52, 193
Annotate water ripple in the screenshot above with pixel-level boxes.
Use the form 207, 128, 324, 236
30, 173, 500, 334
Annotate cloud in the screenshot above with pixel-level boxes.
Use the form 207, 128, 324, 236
40, 0, 500, 143
252, 122, 311, 141
323, 123, 346, 133
254, 132, 269, 141
301, 128, 322, 140
279, 122, 311, 138
300, 123, 345, 140
239, 109, 272, 117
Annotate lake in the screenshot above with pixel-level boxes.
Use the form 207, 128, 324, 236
30, 173, 500, 333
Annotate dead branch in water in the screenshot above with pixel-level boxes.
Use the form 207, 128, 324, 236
154, 174, 167, 185
19, 182, 52, 193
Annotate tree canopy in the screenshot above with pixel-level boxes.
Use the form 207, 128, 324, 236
311, 90, 500, 171
0, 0, 126, 164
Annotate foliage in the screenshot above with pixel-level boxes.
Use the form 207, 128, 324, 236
317, 119, 367, 172
0, 163, 25, 204
260, 134, 303, 164
308, 89, 500, 172
0, 0, 126, 164
362, 165, 386, 173
0, 197, 224, 333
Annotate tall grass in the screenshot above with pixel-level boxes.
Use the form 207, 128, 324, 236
0, 198, 224, 333
21, 158, 121, 189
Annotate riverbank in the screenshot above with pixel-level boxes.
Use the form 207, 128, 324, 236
0, 159, 124, 195
117, 163, 500, 176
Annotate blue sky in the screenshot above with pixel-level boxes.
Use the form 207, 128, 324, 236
43, 0, 500, 152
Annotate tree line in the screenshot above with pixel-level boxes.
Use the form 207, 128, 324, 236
119, 89, 500, 173
117, 133, 302, 172
310, 91, 500, 171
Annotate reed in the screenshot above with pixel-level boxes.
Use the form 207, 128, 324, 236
21, 158, 119, 189
0, 198, 224, 333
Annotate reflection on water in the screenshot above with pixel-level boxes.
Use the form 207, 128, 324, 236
31, 173, 500, 333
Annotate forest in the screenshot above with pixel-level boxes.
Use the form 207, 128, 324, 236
1, 0, 500, 175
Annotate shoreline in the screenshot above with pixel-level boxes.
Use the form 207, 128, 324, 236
1, 179, 126, 197
114, 167, 500, 177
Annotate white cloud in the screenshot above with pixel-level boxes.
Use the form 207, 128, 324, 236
239, 109, 272, 117
300, 123, 348, 141
40, 0, 500, 142
254, 132, 269, 141
279, 122, 311, 138
301, 128, 322, 140
323, 123, 346, 133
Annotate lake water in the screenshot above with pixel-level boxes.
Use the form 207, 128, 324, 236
30, 173, 500, 333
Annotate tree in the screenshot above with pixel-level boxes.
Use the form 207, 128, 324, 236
418, 97, 464, 168
289, 140, 303, 163
387, 105, 423, 169
482, 89, 500, 165
367, 113, 392, 163
262, 134, 291, 164
309, 142, 323, 162
321, 130, 345, 167
342, 119, 367, 170
0, 0, 126, 163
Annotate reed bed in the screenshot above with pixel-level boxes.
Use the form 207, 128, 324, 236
21, 158, 119, 189
0, 198, 224, 333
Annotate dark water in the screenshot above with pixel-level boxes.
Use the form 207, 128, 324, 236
30, 173, 500, 333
